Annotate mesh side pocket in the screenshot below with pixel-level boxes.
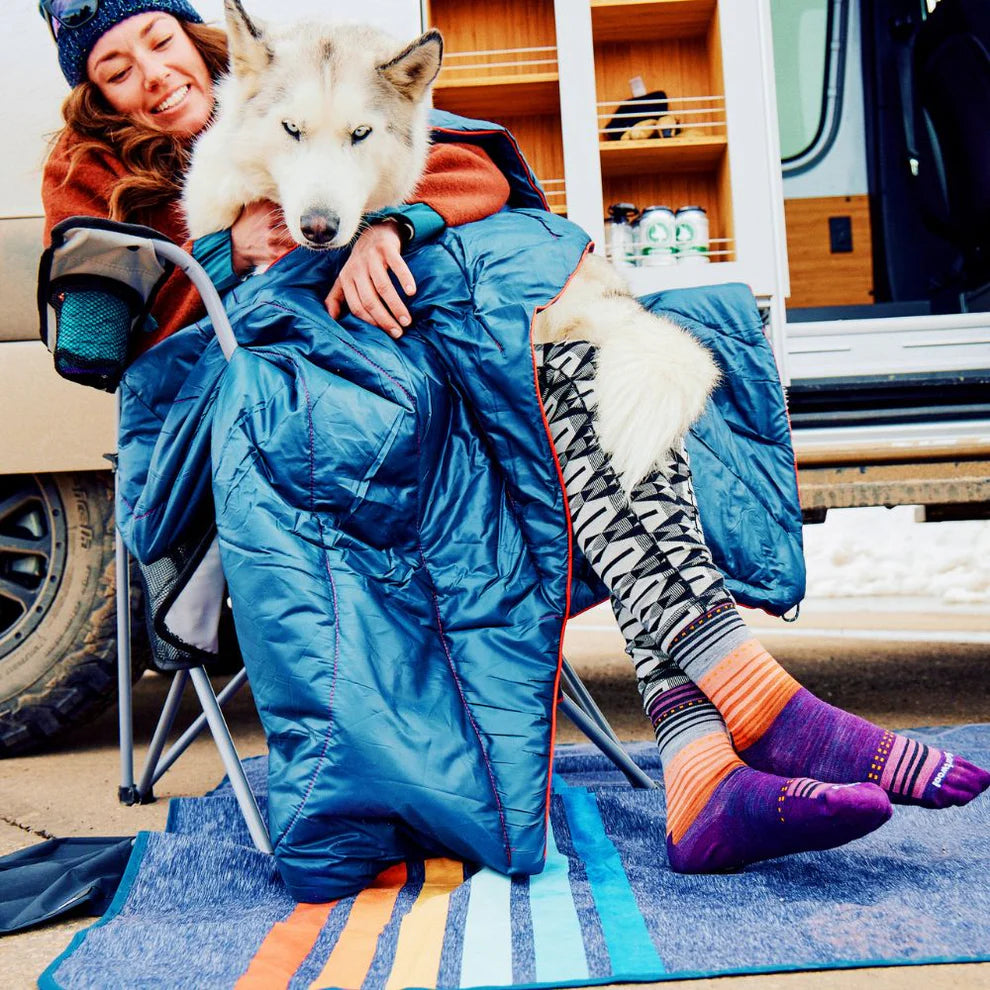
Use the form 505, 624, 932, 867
136, 525, 221, 672
50, 278, 139, 392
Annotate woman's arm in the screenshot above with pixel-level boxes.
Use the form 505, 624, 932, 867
325, 142, 511, 336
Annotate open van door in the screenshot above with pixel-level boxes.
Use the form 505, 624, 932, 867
772, 0, 990, 519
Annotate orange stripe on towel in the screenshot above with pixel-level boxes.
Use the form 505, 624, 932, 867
309, 862, 408, 990
385, 858, 464, 990
698, 639, 800, 751
235, 901, 336, 990
664, 732, 744, 844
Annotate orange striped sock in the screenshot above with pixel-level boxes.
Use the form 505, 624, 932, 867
663, 731, 745, 844
650, 679, 893, 873
666, 605, 800, 750
696, 638, 801, 751
669, 606, 990, 810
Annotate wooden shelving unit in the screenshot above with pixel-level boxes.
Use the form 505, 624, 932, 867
592, 0, 733, 263
421, 2, 757, 258
426, 0, 567, 215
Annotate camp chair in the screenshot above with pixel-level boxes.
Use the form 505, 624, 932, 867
38, 217, 272, 854
37, 218, 655, 847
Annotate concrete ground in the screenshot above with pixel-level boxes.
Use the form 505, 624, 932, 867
1, 596, 989, 989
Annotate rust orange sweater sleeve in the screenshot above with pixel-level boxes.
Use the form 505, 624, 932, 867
42, 132, 205, 351
42, 135, 120, 242
410, 142, 511, 225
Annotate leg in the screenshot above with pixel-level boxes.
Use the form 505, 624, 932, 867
539, 342, 892, 871
539, 340, 989, 811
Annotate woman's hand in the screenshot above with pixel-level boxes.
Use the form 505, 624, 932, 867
230, 200, 297, 275
325, 221, 417, 339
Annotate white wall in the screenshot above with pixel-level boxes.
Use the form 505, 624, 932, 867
0, 0, 421, 218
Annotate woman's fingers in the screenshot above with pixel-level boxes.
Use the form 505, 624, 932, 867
230, 200, 295, 273
370, 264, 411, 329
324, 279, 345, 320
352, 267, 404, 337
383, 242, 417, 298
324, 222, 418, 336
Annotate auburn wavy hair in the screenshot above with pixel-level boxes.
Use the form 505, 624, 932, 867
54, 21, 228, 223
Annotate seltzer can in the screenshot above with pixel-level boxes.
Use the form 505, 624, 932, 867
675, 205, 710, 263
635, 205, 677, 266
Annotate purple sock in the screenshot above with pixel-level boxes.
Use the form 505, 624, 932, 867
741, 688, 990, 809
649, 683, 893, 873
668, 768, 893, 874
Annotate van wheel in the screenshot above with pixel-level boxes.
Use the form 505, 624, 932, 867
0, 472, 143, 756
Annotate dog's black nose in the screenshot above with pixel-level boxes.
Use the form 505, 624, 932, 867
300, 211, 340, 246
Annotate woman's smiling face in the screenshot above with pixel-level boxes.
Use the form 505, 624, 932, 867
86, 12, 213, 136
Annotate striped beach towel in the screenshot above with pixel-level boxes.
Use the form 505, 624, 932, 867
42, 731, 990, 989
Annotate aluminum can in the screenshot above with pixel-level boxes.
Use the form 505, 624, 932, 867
605, 203, 638, 268
675, 205, 710, 263
636, 205, 677, 266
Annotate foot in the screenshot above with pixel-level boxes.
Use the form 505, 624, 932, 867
668, 767, 893, 873
662, 730, 892, 873
739, 685, 990, 809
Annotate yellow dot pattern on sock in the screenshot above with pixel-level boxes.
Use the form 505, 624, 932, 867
668, 602, 736, 648
654, 698, 706, 724
868, 730, 895, 782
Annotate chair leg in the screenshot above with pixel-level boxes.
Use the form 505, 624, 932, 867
559, 693, 658, 790
150, 668, 249, 787
188, 667, 273, 854
135, 670, 190, 802
561, 659, 624, 745
115, 527, 138, 806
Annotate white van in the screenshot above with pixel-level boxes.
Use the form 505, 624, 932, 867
1, 0, 986, 751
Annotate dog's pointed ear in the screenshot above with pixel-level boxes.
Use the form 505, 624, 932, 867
378, 30, 443, 102
224, 0, 273, 83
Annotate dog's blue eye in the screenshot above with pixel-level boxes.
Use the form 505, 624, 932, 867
282, 120, 302, 140
351, 125, 372, 144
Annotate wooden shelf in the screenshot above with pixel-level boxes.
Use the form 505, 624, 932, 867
433, 72, 560, 117
591, 0, 717, 42
599, 134, 727, 175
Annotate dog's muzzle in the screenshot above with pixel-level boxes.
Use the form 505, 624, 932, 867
300, 210, 340, 247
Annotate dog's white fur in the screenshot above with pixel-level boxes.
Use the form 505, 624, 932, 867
183, 0, 719, 493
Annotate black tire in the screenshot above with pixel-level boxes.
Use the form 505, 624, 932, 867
0, 471, 144, 756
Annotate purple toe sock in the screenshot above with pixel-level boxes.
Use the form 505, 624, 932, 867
741, 688, 990, 809
667, 768, 893, 874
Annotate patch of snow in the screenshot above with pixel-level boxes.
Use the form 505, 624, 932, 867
802, 506, 990, 604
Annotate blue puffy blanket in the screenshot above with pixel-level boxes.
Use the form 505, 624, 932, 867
116, 123, 803, 902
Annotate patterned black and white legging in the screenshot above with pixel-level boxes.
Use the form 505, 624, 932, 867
535, 339, 735, 712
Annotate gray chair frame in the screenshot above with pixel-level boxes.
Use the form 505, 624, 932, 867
111, 234, 655, 858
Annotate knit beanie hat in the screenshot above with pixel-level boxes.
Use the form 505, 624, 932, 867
54, 0, 203, 87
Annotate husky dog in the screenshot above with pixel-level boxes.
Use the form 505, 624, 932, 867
183, 0, 719, 492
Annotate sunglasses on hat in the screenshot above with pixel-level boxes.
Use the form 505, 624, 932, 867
38, 0, 100, 41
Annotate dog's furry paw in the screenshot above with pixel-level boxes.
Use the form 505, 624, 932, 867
181, 122, 252, 238
593, 309, 719, 494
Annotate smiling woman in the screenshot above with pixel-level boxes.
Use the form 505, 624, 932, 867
44, 2, 230, 244
86, 12, 214, 135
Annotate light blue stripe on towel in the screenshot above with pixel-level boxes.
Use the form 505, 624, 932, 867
530, 815, 590, 984
459, 867, 513, 987
561, 788, 666, 975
